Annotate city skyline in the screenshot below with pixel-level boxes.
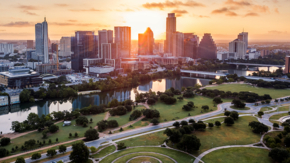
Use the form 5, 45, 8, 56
0, 0, 289, 41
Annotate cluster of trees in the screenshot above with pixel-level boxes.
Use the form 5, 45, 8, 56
79, 105, 106, 115
70, 141, 90, 163
182, 101, 195, 111
142, 109, 160, 119
232, 99, 246, 108
186, 59, 233, 71
248, 121, 269, 133
109, 105, 132, 116
97, 120, 119, 132
268, 148, 290, 163
247, 79, 290, 89
235, 53, 285, 65
252, 69, 284, 78
224, 111, 239, 126
197, 88, 272, 103
107, 99, 133, 108
130, 110, 142, 120
20, 83, 77, 103
84, 129, 99, 141
160, 94, 177, 105
183, 87, 195, 98
73, 70, 180, 92
209, 74, 246, 85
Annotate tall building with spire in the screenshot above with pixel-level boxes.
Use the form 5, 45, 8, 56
138, 27, 154, 55
198, 33, 217, 59
164, 13, 176, 54
35, 17, 49, 63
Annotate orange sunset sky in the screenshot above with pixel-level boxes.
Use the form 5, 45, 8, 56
0, 0, 290, 42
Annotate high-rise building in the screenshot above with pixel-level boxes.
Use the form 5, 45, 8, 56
71, 31, 96, 72
164, 13, 176, 54
27, 40, 34, 49
102, 43, 111, 60
285, 55, 290, 74
238, 32, 248, 50
184, 36, 199, 59
59, 37, 71, 57
198, 33, 217, 59
0, 44, 14, 55
51, 43, 58, 53
35, 17, 49, 63
173, 32, 184, 57
114, 26, 131, 58
98, 29, 113, 59
138, 27, 154, 55
229, 39, 246, 59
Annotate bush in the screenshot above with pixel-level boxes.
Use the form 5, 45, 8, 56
15, 157, 25, 163
130, 110, 142, 120
109, 106, 127, 116
273, 123, 279, 128
117, 143, 126, 150
142, 109, 160, 119
0, 137, 10, 146
31, 153, 41, 160
208, 123, 214, 128
125, 105, 132, 112
202, 105, 209, 111
215, 121, 221, 127
107, 120, 119, 128
224, 117, 234, 126
151, 118, 159, 125
147, 98, 156, 105
213, 97, 223, 104
49, 124, 59, 133
85, 129, 99, 141
90, 146, 97, 153
182, 104, 192, 111
46, 149, 57, 157
0, 148, 9, 158
76, 116, 89, 125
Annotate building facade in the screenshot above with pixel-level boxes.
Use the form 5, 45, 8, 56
27, 40, 34, 49
184, 37, 198, 59
114, 26, 131, 58
165, 13, 176, 54
0, 44, 14, 55
59, 37, 72, 57
229, 39, 246, 59
35, 18, 49, 63
198, 33, 217, 59
173, 32, 184, 57
285, 55, 290, 74
138, 27, 154, 55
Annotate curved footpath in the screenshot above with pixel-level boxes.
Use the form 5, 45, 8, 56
6, 97, 290, 163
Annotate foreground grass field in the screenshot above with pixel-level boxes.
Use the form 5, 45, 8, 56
152, 96, 232, 122
206, 84, 290, 99
167, 116, 261, 155
99, 147, 195, 163
4, 113, 105, 152
202, 147, 271, 163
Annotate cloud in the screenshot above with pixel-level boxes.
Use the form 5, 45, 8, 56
224, 0, 251, 6
125, 8, 135, 12
244, 12, 259, 17
171, 9, 188, 17
199, 15, 210, 18
268, 30, 287, 34
274, 8, 279, 14
211, 7, 238, 16
0, 21, 32, 27
54, 4, 69, 7
67, 20, 78, 22
252, 5, 270, 13
272, 0, 278, 3
142, 0, 205, 10
17, 5, 39, 16
69, 8, 102, 12
0, 30, 6, 32
50, 22, 109, 27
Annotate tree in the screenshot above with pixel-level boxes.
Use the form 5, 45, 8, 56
15, 157, 25, 163
249, 121, 269, 133
164, 128, 173, 136
180, 121, 188, 126
202, 105, 209, 111
117, 143, 126, 150
75, 132, 78, 137
208, 123, 214, 128
213, 97, 223, 104
231, 99, 246, 108
85, 129, 99, 141
224, 111, 231, 116
285, 135, 290, 147
182, 104, 192, 111
230, 111, 239, 120
31, 153, 41, 159
147, 98, 156, 105
46, 149, 57, 157
59, 145, 67, 154
189, 119, 195, 124
76, 116, 89, 125
173, 121, 180, 128
268, 148, 289, 163
0, 137, 10, 146
273, 123, 279, 128
130, 110, 142, 120
224, 117, 234, 126
90, 146, 97, 153
69, 141, 89, 163
177, 135, 201, 153
258, 111, 264, 117
215, 121, 221, 127
49, 124, 59, 133
169, 130, 182, 143
151, 118, 159, 125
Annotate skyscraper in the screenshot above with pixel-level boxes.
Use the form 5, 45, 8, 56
184, 35, 199, 59
198, 33, 217, 59
165, 13, 176, 54
173, 32, 184, 57
51, 43, 58, 53
98, 29, 113, 59
138, 27, 154, 55
229, 31, 248, 59
59, 37, 71, 57
27, 40, 34, 49
238, 32, 248, 50
114, 26, 131, 58
35, 17, 49, 63
71, 31, 95, 72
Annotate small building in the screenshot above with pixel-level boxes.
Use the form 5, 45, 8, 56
63, 121, 71, 126
0, 96, 9, 107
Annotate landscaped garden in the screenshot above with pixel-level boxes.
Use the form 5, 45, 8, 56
201, 147, 272, 163
205, 84, 290, 99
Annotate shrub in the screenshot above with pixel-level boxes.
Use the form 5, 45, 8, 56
117, 143, 126, 150
109, 106, 127, 116
76, 116, 89, 125
130, 110, 142, 120
49, 124, 59, 133
224, 117, 234, 126
208, 123, 214, 128
151, 118, 159, 125
0, 137, 11, 146
31, 153, 41, 160
147, 98, 156, 105
90, 146, 97, 153
85, 129, 99, 141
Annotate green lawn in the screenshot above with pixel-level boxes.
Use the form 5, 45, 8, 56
260, 107, 272, 112
168, 116, 261, 155
118, 131, 167, 147
203, 117, 225, 124
277, 106, 290, 112
269, 113, 289, 124
4, 113, 106, 152
151, 96, 232, 122
123, 120, 150, 131
99, 147, 195, 163
206, 84, 290, 99
116, 153, 174, 163
91, 145, 116, 158
108, 106, 146, 127
202, 147, 271, 163
230, 106, 250, 110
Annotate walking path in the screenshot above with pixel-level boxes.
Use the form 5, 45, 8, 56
112, 152, 176, 163
125, 156, 162, 163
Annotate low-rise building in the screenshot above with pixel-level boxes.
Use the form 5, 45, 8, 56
0, 96, 9, 106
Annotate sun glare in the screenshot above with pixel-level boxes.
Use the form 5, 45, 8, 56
123, 11, 165, 40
